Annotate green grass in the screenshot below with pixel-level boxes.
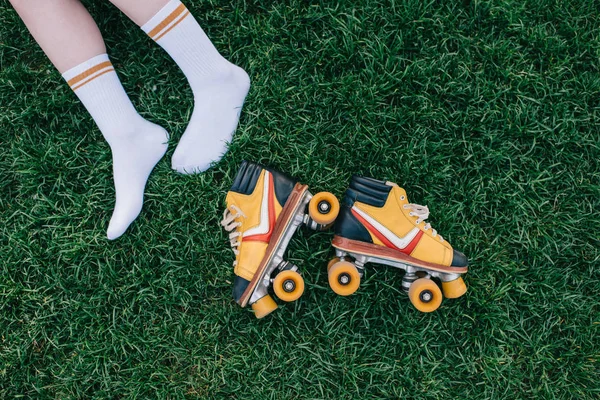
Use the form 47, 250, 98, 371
1, 0, 599, 398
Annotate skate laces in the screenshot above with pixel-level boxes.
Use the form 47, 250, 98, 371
220, 205, 246, 264
404, 203, 443, 241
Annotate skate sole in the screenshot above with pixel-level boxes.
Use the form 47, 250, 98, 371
238, 183, 310, 308
332, 236, 468, 274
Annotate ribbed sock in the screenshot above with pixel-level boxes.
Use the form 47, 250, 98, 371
142, 0, 250, 174
62, 54, 168, 239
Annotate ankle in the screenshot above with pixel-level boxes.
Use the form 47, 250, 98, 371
102, 117, 167, 147
189, 61, 250, 93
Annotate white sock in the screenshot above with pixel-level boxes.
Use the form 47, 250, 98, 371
142, 0, 250, 174
62, 54, 169, 240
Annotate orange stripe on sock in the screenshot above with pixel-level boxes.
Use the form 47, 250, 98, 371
148, 4, 187, 40
68, 61, 113, 88
71, 67, 114, 90
153, 10, 190, 41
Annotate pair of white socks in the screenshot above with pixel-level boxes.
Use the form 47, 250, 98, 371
61, 0, 250, 240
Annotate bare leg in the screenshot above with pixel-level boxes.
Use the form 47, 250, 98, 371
9, 0, 105, 73
9, 0, 169, 240
108, 0, 169, 26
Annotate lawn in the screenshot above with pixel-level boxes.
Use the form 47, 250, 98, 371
1, 0, 599, 398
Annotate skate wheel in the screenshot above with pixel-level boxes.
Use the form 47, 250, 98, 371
328, 261, 360, 296
441, 277, 467, 299
408, 278, 442, 313
309, 192, 340, 226
327, 257, 341, 273
251, 295, 278, 319
273, 270, 305, 302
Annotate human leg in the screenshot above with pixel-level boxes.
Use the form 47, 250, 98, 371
109, 0, 250, 174
10, 0, 169, 239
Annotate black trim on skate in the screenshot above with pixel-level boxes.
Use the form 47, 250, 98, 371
233, 276, 251, 304
230, 160, 298, 206
333, 175, 393, 243
230, 160, 262, 195
451, 250, 469, 268
264, 167, 297, 207
347, 175, 392, 208
334, 205, 373, 243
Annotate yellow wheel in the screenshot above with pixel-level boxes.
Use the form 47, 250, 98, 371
408, 278, 443, 313
308, 192, 340, 226
251, 295, 278, 319
328, 261, 361, 296
441, 277, 467, 299
327, 257, 341, 273
273, 270, 305, 302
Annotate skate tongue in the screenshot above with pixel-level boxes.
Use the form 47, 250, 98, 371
406, 203, 442, 241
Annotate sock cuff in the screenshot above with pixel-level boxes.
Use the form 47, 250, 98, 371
141, 0, 190, 42
62, 54, 115, 91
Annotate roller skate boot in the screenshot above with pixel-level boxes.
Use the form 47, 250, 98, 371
328, 176, 468, 312
221, 161, 340, 318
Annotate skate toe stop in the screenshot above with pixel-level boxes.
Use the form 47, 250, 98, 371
251, 295, 278, 319
442, 277, 467, 299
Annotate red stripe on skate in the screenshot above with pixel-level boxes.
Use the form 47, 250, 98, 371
351, 208, 423, 255
244, 175, 276, 243
402, 231, 423, 255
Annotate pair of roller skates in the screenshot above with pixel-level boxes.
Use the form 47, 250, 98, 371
221, 161, 468, 318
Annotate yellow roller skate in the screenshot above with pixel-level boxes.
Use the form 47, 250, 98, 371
221, 161, 340, 318
328, 176, 468, 313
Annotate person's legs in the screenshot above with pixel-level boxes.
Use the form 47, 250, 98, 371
10, 0, 105, 73
106, 0, 169, 26
10, 0, 169, 240
109, 0, 250, 174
